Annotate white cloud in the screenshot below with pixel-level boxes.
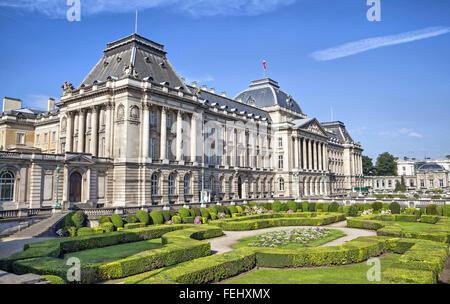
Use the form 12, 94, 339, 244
183, 74, 215, 84
0, 0, 297, 17
311, 26, 450, 61
408, 132, 423, 138
378, 128, 424, 139
25, 94, 51, 110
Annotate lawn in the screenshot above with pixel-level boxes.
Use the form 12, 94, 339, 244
223, 254, 401, 284
232, 229, 345, 249
391, 222, 438, 233
64, 239, 163, 265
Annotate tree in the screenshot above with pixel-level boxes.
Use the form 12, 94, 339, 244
362, 155, 376, 176
375, 152, 397, 176
394, 176, 407, 192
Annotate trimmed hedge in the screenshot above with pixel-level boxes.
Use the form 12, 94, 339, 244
111, 214, 124, 229
100, 222, 114, 233
178, 207, 191, 218
136, 210, 150, 225
150, 211, 163, 225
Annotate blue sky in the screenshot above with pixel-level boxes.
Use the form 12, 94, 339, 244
0, 0, 449, 161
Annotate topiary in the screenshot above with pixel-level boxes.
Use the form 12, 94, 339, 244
189, 209, 196, 217
323, 203, 329, 212
111, 214, 124, 228
443, 205, 450, 217
223, 206, 231, 215
338, 206, 344, 213
77, 227, 95, 236
287, 201, 297, 211
172, 215, 181, 224
178, 207, 191, 218
436, 206, 443, 216
125, 214, 138, 224
426, 204, 438, 215
372, 202, 383, 212
389, 202, 401, 214
363, 203, 372, 210
344, 205, 357, 216
67, 226, 77, 237
150, 210, 164, 225
200, 208, 210, 219
315, 203, 323, 212
192, 207, 202, 217
308, 202, 316, 212
208, 206, 218, 215
264, 203, 272, 210
169, 210, 175, 217
63, 213, 75, 228
228, 205, 238, 214
302, 201, 309, 212
280, 203, 289, 211
236, 206, 243, 214
161, 210, 171, 222
272, 200, 282, 212
42, 275, 65, 285
100, 222, 114, 232
71, 210, 86, 229
98, 216, 111, 225
353, 203, 362, 212
136, 210, 150, 225
329, 202, 339, 212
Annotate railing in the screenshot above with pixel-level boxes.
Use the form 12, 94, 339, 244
0, 207, 53, 220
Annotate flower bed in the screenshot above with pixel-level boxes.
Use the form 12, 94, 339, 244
247, 228, 334, 248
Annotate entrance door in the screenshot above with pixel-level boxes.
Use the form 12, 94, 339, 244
69, 172, 82, 202
237, 177, 242, 199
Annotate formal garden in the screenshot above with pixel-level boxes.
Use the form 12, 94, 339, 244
0, 200, 449, 284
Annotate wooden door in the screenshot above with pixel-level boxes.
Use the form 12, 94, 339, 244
69, 172, 82, 202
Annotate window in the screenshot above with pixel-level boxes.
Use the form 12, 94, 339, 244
166, 140, 171, 159
184, 175, 190, 195
43, 133, 48, 144
278, 155, 283, 169
16, 133, 25, 145
410, 180, 414, 187
149, 110, 155, 126
151, 174, 159, 195
439, 179, 444, 188
166, 113, 172, 129
376, 180, 379, 188
420, 180, 424, 187
388, 180, 392, 188
278, 178, 284, 191
429, 180, 434, 188
52, 131, 56, 142
278, 137, 283, 147
168, 174, 175, 195
403, 166, 406, 171
0, 170, 14, 202
36, 134, 40, 144
149, 138, 154, 158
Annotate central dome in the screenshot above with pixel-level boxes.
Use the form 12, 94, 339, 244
418, 163, 445, 171
234, 78, 303, 114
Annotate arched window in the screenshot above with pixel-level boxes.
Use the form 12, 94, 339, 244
168, 174, 175, 195
0, 170, 14, 202
278, 178, 284, 192
184, 174, 190, 195
151, 174, 159, 195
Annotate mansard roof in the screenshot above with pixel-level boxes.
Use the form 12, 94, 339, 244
321, 121, 355, 144
234, 78, 303, 114
80, 34, 189, 91
187, 86, 272, 122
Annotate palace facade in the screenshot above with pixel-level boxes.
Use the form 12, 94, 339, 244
0, 34, 364, 211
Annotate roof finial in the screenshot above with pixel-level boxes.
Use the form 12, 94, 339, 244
135, 10, 138, 34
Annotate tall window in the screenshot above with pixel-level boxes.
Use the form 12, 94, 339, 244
278, 155, 283, 169
410, 180, 414, 187
0, 170, 14, 202
429, 180, 434, 188
420, 180, 424, 187
278, 178, 284, 191
151, 174, 159, 195
16, 133, 25, 145
184, 175, 190, 195
278, 137, 283, 147
149, 110, 155, 126
168, 174, 175, 195
43, 133, 48, 144
52, 131, 56, 142
36, 134, 40, 145
149, 138, 154, 158
439, 179, 444, 188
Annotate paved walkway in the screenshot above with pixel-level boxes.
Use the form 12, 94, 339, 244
206, 221, 376, 254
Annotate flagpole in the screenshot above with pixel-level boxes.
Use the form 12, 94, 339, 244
135, 10, 138, 34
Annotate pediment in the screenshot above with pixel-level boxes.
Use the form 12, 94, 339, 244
65, 154, 96, 165
300, 119, 329, 138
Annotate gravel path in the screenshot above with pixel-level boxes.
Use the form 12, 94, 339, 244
207, 221, 376, 254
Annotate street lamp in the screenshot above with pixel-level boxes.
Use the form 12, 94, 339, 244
293, 171, 300, 201
321, 172, 327, 197
52, 165, 62, 209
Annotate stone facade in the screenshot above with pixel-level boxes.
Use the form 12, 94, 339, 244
0, 34, 364, 211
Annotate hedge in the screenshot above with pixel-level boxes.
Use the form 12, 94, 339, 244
100, 222, 114, 233
150, 211, 163, 225
42, 275, 65, 284
125, 215, 138, 224
161, 210, 171, 222
136, 210, 150, 225
124, 222, 146, 229
111, 214, 124, 229
71, 211, 86, 229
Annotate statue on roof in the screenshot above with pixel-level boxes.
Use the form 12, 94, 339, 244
61, 82, 75, 96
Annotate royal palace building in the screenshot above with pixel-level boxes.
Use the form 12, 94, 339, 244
0, 34, 364, 211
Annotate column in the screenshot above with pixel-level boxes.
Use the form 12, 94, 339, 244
190, 113, 197, 163
142, 103, 150, 158
90, 106, 99, 157
104, 103, 112, 158
78, 109, 86, 153
176, 110, 183, 161
293, 137, 299, 169
160, 107, 167, 160
302, 138, 307, 170
233, 129, 238, 167
65, 112, 73, 152
324, 144, 329, 172
222, 126, 228, 166
311, 140, 316, 170
318, 142, 323, 171
308, 139, 312, 170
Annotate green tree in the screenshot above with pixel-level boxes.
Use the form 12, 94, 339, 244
375, 152, 397, 176
362, 155, 375, 175
394, 176, 407, 192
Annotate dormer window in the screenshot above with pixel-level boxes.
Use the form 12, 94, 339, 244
246, 96, 256, 106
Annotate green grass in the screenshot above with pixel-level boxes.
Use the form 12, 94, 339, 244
223, 254, 401, 284
232, 229, 345, 250
392, 222, 438, 233
64, 239, 163, 265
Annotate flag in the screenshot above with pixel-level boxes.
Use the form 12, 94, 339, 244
263, 60, 267, 71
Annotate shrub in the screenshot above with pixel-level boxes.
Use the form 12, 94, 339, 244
67, 226, 77, 237
343, 205, 357, 217
125, 215, 138, 224
161, 210, 171, 222
63, 213, 75, 229
363, 203, 372, 210
71, 210, 86, 229
178, 207, 191, 218
322, 203, 329, 212
77, 227, 95, 236
264, 203, 272, 210
200, 208, 210, 219
287, 201, 297, 211
98, 216, 111, 225
124, 223, 144, 229
353, 203, 362, 212
405, 208, 418, 216
315, 203, 323, 212
172, 216, 182, 224
182, 216, 195, 224
426, 204, 438, 215
223, 206, 231, 216
236, 206, 243, 214
228, 205, 238, 214
272, 201, 281, 212
150, 211, 164, 225
208, 206, 218, 215
189, 209, 196, 217
372, 202, 383, 212
100, 222, 114, 232
308, 202, 316, 212
338, 206, 344, 213
389, 202, 401, 214
42, 275, 65, 284
136, 210, 150, 225
192, 208, 202, 217
301, 201, 309, 212
280, 203, 289, 211
111, 214, 124, 229
436, 206, 443, 216
329, 202, 339, 212
443, 205, 450, 217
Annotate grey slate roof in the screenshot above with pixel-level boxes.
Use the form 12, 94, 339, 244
321, 121, 354, 144
418, 164, 446, 171
234, 78, 303, 114
188, 86, 272, 122
80, 34, 189, 91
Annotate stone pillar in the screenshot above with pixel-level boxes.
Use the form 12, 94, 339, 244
142, 103, 150, 158
160, 107, 167, 160
78, 109, 86, 153
90, 106, 99, 157
222, 126, 228, 166
318, 142, 323, 171
293, 137, 299, 169
324, 145, 329, 172
302, 138, 307, 170
190, 113, 197, 163
233, 129, 238, 167
104, 103, 112, 158
307, 139, 312, 170
176, 110, 183, 161
65, 112, 73, 152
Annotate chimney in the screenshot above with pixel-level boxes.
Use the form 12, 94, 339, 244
201, 85, 207, 91
221, 91, 227, 97
47, 98, 55, 112
209, 88, 215, 94
2, 97, 22, 112
190, 81, 197, 87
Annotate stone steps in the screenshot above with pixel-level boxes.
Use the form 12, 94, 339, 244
0, 270, 50, 284
3, 212, 67, 240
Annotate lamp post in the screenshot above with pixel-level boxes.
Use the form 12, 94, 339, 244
383, 177, 386, 193
321, 172, 327, 197
293, 171, 300, 201
52, 165, 62, 209
200, 167, 205, 204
